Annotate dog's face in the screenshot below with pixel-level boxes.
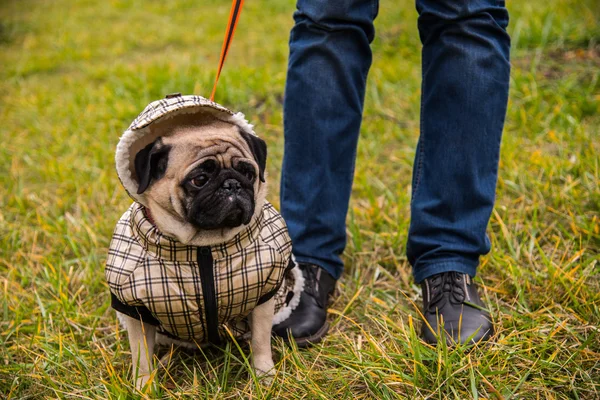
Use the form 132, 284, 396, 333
133, 120, 267, 245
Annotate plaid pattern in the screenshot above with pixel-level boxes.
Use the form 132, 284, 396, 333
127, 95, 254, 133
105, 201, 294, 342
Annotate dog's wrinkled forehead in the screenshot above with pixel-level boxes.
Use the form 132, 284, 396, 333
163, 122, 251, 173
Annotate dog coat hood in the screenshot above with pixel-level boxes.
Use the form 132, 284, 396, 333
107, 94, 303, 343
115, 94, 258, 206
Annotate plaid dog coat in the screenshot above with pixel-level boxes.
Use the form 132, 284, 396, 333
106, 201, 300, 343
107, 94, 303, 344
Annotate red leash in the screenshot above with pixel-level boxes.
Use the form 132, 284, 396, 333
210, 0, 245, 102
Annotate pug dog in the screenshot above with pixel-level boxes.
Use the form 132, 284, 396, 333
105, 95, 303, 390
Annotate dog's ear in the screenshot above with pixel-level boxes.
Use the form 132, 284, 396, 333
239, 131, 267, 183
134, 137, 171, 194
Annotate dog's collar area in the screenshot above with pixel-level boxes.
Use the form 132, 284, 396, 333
143, 206, 157, 226
130, 202, 264, 262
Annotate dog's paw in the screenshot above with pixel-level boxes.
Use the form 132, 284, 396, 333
255, 370, 274, 386
135, 375, 152, 391
253, 357, 275, 385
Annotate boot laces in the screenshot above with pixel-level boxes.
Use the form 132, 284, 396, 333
427, 272, 469, 312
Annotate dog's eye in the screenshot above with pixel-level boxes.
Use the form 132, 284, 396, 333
191, 175, 209, 188
244, 170, 255, 182
236, 162, 255, 182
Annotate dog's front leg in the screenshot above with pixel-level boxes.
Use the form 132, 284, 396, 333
250, 298, 275, 378
121, 313, 156, 390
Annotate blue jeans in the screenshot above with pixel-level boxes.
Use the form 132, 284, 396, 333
280, 0, 511, 282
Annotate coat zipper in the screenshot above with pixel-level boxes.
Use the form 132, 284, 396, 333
197, 246, 220, 344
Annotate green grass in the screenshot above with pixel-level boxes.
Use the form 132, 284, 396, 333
1, 0, 598, 398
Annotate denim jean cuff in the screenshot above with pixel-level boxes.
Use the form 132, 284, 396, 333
292, 255, 342, 281
413, 260, 478, 283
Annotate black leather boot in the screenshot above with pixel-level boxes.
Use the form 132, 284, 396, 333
272, 263, 336, 347
421, 271, 494, 345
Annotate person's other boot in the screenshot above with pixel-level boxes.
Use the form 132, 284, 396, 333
273, 263, 336, 347
421, 271, 494, 345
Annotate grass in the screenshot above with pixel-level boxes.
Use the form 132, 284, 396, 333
0, 0, 598, 398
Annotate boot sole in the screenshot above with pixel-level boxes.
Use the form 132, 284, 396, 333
282, 321, 330, 348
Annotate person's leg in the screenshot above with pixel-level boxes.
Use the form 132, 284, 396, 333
409, 0, 510, 344
274, 0, 377, 345
280, 0, 377, 280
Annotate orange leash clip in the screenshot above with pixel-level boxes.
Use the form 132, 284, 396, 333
210, 0, 245, 102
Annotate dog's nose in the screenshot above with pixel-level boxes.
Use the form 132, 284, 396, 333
222, 179, 241, 193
